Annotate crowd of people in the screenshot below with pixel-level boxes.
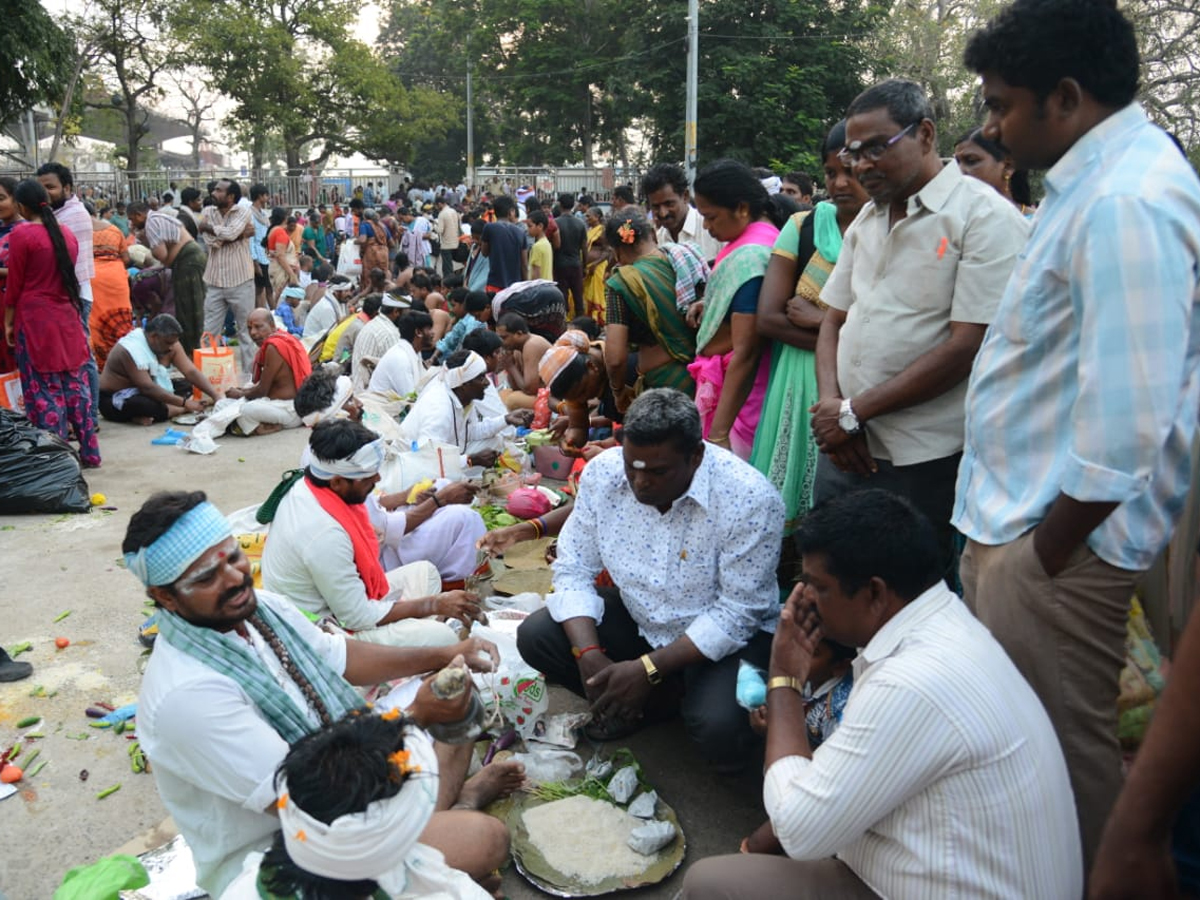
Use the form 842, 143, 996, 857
5, 0, 1200, 897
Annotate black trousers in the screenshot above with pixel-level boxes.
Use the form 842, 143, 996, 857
516, 588, 773, 770
99, 389, 169, 423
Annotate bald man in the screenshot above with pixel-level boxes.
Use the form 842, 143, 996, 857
225, 309, 313, 435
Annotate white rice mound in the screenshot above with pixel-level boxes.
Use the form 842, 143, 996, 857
522, 794, 655, 884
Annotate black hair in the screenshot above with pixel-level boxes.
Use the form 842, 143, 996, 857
493, 195, 516, 219
445, 348, 474, 370
122, 491, 208, 555
605, 208, 655, 248
446, 286, 469, 307
765, 193, 801, 229
393, 250, 410, 271
497, 312, 529, 334
217, 179, 242, 202
250, 184, 269, 201
963, 0, 1139, 107
527, 209, 548, 228
568, 315, 600, 340
462, 327, 502, 358
548, 353, 589, 398
83, 200, 97, 217
361, 293, 384, 316
349, 198, 364, 211
557, 192, 575, 210
621, 388, 702, 454
294, 369, 340, 418
145, 314, 182, 337
397, 311, 433, 342
794, 489, 942, 601
35, 161, 73, 189
463, 290, 489, 315
822, 120, 850, 160
126, 200, 149, 217
14, 179, 81, 313
470, 219, 486, 238
0, 176, 16, 199
640, 163, 688, 200
783, 172, 814, 196
309, 418, 378, 464
367, 268, 387, 290
693, 159, 770, 220
411, 273, 432, 292
270, 206, 287, 228
955, 128, 1034, 206
442, 273, 463, 290
260, 712, 420, 900
847, 79, 935, 127
613, 185, 635, 204
313, 262, 334, 282
180, 187, 201, 205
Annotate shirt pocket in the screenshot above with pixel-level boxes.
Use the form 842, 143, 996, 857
995, 252, 1067, 345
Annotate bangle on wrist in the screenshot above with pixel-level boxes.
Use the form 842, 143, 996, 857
571, 644, 604, 659
432, 493, 443, 508
767, 675, 804, 695
528, 518, 544, 539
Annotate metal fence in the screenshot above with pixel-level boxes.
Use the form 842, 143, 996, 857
473, 167, 640, 202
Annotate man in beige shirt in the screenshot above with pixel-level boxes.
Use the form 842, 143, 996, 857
810, 79, 1029, 569
435, 196, 461, 280
197, 179, 257, 373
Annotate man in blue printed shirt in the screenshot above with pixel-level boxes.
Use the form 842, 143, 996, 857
954, 0, 1200, 871
517, 389, 785, 771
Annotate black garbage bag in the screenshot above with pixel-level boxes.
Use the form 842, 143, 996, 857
0, 408, 91, 514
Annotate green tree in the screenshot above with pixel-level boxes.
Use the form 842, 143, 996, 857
0, 3, 75, 131
177, 0, 451, 173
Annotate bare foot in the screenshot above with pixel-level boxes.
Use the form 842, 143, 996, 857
451, 760, 526, 810
255, 423, 283, 435
133, 416, 156, 426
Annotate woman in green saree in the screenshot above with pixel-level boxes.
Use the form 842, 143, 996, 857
602, 210, 708, 413
750, 121, 870, 532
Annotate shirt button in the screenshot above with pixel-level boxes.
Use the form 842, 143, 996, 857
862, 316, 870, 323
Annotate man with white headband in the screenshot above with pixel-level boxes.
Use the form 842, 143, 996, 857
290, 372, 488, 584
303, 273, 354, 341
399, 349, 533, 468
124, 491, 519, 897
351, 292, 409, 390
261, 418, 485, 646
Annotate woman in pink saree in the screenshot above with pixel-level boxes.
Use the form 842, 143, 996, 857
687, 160, 780, 458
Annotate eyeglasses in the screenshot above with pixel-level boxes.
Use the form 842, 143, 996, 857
839, 122, 919, 165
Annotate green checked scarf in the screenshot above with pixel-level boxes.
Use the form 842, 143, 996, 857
156, 600, 365, 744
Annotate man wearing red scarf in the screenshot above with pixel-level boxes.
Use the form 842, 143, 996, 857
226, 308, 312, 435
261, 418, 487, 647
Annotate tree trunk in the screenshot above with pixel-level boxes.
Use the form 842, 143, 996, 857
126, 103, 142, 196
581, 84, 594, 168
191, 124, 202, 169
49, 51, 88, 163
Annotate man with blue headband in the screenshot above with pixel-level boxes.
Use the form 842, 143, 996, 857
124, 492, 523, 897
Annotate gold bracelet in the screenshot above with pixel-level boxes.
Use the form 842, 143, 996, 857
766, 676, 804, 695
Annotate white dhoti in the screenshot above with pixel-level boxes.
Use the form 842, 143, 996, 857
383, 505, 487, 582
236, 397, 303, 435
349, 560, 458, 648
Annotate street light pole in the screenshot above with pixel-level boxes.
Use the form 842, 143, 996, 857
466, 65, 475, 191
685, 0, 698, 188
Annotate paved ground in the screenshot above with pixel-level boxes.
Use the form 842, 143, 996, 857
0, 420, 763, 898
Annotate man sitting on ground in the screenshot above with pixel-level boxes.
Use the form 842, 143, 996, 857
495, 312, 551, 409
399, 350, 532, 468
433, 288, 490, 361
461, 328, 516, 462
261, 418, 484, 646
125, 492, 520, 898
98, 314, 223, 424
516, 388, 784, 767
368, 311, 433, 398
304, 273, 354, 341
294, 373, 486, 581
681, 490, 1082, 899
351, 292, 407, 389
225, 308, 311, 435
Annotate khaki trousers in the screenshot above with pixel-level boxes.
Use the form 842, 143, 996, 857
681, 854, 878, 899
960, 531, 1137, 873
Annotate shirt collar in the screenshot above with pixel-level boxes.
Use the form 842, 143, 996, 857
678, 445, 714, 510
683, 205, 704, 239
857, 581, 955, 667
864, 159, 962, 220
1044, 103, 1146, 197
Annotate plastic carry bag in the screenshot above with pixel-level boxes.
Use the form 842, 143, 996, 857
337, 239, 362, 277
378, 440, 464, 494
0, 409, 91, 513
469, 623, 549, 739
0, 370, 23, 412
192, 332, 239, 401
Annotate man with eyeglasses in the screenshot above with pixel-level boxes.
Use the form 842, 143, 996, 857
809, 78, 1028, 572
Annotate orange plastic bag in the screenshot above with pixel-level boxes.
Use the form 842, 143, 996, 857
0, 371, 23, 413
192, 332, 238, 400
531, 387, 552, 430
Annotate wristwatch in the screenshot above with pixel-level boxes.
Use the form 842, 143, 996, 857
640, 654, 663, 685
838, 398, 861, 435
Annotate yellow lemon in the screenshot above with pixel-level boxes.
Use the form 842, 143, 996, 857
90, 493, 107, 506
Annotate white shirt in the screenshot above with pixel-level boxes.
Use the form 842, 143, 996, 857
262, 479, 395, 630
398, 377, 508, 465
821, 162, 1029, 465
764, 583, 1082, 899
464, 381, 512, 456
549, 445, 783, 660
352, 314, 402, 389
656, 205, 723, 264
303, 292, 344, 340
137, 591, 347, 898
369, 338, 425, 397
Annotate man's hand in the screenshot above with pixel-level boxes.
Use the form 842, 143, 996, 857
562, 426, 589, 452
468, 450, 499, 469
183, 397, 203, 413
826, 431, 876, 476
686, 300, 705, 330
452, 637, 498, 672
4, 324, 14, 347
407, 654, 474, 726
505, 409, 534, 428
476, 523, 528, 557
436, 481, 477, 506
809, 397, 850, 449
587, 658, 653, 722
1088, 833, 1179, 900
769, 583, 821, 684
432, 590, 487, 626
1032, 524, 1072, 579
225, 386, 245, 399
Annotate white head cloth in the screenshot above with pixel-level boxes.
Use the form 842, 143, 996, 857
308, 437, 385, 480
301, 375, 355, 428
761, 175, 782, 195
442, 351, 488, 389
277, 725, 439, 885
382, 292, 412, 309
